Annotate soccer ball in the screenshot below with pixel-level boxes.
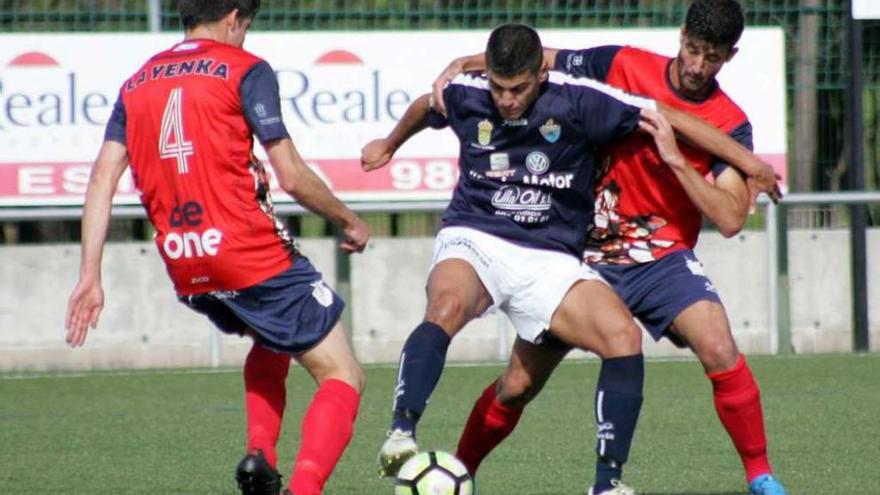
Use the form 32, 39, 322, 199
393, 451, 475, 495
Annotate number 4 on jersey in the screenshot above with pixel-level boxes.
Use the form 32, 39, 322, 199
160, 87, 195, 174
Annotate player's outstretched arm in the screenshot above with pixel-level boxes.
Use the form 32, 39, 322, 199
361, 93, 434, 171
656, 102, 782, 205
266, 139, 369, 254
66, 140, 130, 347
640, 109, 748, 237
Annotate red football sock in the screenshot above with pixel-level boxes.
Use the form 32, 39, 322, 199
244, 342, 291, 469
289, 379, 360, 495
707, 354, 773, 482
455, 380, 524, 476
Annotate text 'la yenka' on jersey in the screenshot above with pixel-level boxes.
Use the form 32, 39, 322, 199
556, 45, 754, 265
104, 39, 296, 295
428, 72, 652, 257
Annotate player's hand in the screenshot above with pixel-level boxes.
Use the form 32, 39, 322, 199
65, 277, 104, 347
432, 57, 466, 117
361, 138, 395, 172
340, 215, 369, 254
746, 161, 783, 211
639, 109, 686, 170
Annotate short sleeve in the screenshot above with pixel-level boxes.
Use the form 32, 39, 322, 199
554, 46, 622, 82
240, 61, 290, 144
568, 82, 650, 145
711, 121, 754, 178
427, 84, 463, 129
103, 91, 127, 144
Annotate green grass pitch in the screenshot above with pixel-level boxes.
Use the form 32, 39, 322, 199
1, 353, 877, 494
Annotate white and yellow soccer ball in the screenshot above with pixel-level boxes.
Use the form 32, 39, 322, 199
393, 451, 475, 495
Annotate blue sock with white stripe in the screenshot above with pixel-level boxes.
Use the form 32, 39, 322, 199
390, 321, 451, 435
593, 353, 644, 492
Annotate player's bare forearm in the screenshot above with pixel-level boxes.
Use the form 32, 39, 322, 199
79, 141, 130, 281
387, 94, 433, 152
658, 103, 760, 176
457, 53, 486, 73
668, 162, 748, 237
267, 139, 360, 229
543, 48, 560, 69
640, 109, 747, 237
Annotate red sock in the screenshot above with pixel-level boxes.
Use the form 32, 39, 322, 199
289, 379, 360, 495
707, 355, 773, 482
244, 342, 291, 469
455, 380, 524, 476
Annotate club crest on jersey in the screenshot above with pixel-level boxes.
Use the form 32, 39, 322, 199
477, 119, 493, 146
539, 118, 561, 143
525, 151, 550, 175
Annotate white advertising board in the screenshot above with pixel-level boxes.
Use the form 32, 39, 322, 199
0, 29, 786, 206
853, 0, 880, 19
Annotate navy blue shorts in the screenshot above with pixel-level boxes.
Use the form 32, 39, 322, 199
180, 256, 345, 355
592, 249, 723, 346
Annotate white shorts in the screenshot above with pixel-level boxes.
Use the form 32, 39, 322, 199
431, 226, 606, 343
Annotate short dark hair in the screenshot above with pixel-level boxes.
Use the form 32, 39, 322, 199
178, 0, 261, 30
486, 23, 543, 78
684, 0, 745, 49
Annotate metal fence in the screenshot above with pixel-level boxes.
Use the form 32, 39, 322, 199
1, 2, 877, 193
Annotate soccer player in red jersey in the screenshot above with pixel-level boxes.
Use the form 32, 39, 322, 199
64, 2, 368, 494
432, 1, 787, 494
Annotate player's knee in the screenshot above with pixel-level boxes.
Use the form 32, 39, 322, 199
322, 360, 365, 393
597, 320, 642, 358
424, 292, 469, 333
349, 363, 366, 394
496, 372, 536, 408
695, 334, 738, 372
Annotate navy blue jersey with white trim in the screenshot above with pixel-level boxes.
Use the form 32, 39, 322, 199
428, 72, 646, 256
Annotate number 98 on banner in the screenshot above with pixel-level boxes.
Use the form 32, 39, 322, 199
390, 160, 458, 191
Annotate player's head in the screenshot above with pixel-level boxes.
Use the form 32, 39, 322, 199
485, 23, 547, 120
179, 0, 260, 47
676, 0, 744, 95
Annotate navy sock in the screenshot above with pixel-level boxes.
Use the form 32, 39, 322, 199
593, 353, 644, 492
391, 322, 451, 435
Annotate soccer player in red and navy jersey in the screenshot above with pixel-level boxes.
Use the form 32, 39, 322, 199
433, 2, 787, 494
64, 2, 368, 494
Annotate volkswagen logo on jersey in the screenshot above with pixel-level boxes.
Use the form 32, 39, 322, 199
477, 119, 493, 146
539, 118, 561, 143
525, 151, 550, 175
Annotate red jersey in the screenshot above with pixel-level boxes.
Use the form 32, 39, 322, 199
107, 39, 294, 295
556, 46, 753, 264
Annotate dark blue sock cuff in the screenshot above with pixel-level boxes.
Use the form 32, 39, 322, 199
409, 321, 452, 352
598, 353, 644, 395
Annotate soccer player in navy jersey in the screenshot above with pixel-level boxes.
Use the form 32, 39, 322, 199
433, 2, 787, 494
64, 2, 368, 494
363, 23, 773, 495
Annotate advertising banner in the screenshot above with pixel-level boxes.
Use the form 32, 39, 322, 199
0, 29, 786, 207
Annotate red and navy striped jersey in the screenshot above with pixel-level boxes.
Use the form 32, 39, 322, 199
105, 39, 294, 295
428, 72, 647, 257
556, 45, 753, 264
